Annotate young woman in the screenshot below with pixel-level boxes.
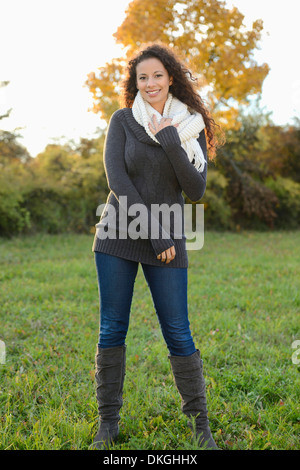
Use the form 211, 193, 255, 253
91, 43, 221, 450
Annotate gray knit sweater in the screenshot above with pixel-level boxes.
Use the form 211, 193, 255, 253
92, 108, 207, 267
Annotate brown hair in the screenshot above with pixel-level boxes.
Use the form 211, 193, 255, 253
120, 43, 224, 158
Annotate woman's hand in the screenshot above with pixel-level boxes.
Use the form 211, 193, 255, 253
157, 246, 176, 264
149, 114, 178, 135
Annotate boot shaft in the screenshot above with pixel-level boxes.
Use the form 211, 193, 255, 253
95, 345, 126, 422
168, 350, 208, 424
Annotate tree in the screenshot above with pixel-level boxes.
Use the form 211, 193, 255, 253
86, 0, 269, 126
0, 82, 31, 165
214, 109, 280, 228
22, 136, 108, 234
86, 59, 126, 124
0, 82, 32, 235
257, 119, 300, 182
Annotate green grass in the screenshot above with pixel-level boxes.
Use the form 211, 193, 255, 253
0, 231, 299, 450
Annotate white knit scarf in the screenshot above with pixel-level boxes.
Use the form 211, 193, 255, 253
132, 91, 206, 172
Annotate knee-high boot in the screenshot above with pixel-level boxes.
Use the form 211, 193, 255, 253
169, 350, 218, 449
92, 345, 126, 449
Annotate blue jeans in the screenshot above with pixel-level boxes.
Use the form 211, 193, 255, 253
94, 252, 196, 357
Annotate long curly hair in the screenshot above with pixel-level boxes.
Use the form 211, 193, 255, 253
120, 43, 224, 158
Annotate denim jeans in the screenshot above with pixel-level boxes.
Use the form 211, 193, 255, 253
94, 252, 196, 357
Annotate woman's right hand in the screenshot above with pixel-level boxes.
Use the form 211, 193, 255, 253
157, 246, 176, 264
149, 115, 179, 135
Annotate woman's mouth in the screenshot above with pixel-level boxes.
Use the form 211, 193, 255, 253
146, 90, 160, 97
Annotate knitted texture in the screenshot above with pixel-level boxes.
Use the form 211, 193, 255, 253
132, 92, 206, 172
92, 108, 207, 268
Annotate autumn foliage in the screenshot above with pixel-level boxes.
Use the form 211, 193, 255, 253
86, 0, 269, 127
1, 3, 300, 236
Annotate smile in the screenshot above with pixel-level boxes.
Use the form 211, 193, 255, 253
147, 90, 160, 97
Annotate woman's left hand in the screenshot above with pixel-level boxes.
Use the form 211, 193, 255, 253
149, 114, 178, 135
157, 246, 176, 264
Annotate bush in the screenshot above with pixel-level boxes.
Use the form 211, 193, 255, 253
265, 176, 300, 228
0, 170, 31, 237
22, 186, 69, 234
201, 169, 233, 230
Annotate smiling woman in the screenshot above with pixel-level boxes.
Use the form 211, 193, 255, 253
91, 43, 222, 450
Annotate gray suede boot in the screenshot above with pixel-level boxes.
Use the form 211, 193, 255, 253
92, 345, 126, 449
169, 350, 218, 450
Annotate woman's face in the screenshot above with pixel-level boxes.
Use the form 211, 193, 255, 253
136, 57, 173, 114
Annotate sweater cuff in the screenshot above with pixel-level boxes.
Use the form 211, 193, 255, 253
155, 126, 181, 149
151, 236, 175, 256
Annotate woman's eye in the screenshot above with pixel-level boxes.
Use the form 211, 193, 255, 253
139, 75, 163, 81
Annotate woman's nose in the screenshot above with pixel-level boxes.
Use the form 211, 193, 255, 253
147, 77, 155, 87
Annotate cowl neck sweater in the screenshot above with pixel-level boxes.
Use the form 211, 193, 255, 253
92, 108, 207, 268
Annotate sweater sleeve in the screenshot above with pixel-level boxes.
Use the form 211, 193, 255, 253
103, 111, 175, 256
154, 126, 207, 202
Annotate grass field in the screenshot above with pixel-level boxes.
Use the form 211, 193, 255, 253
0, 231, 299, 450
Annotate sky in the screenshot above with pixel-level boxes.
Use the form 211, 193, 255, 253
1, 0, 300, 158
